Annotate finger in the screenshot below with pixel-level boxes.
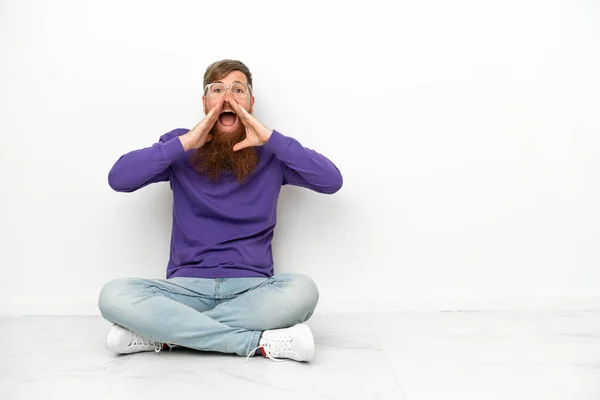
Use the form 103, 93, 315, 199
208, 100, 224, 125
232, 101, 254, 126
207, 100, 219, 117
228, 97, 240, 114
229, 98, 246, 118
236, 111, 249, 127
211, 100, 224, 119
230, 101, 250, 127
230, 98, 245, 118
232, 138, 250, 152
204, 105, 218, 124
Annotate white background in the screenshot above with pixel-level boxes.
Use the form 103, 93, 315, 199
1, 0, 598, 315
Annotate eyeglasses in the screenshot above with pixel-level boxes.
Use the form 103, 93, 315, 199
204, 82, 252, 99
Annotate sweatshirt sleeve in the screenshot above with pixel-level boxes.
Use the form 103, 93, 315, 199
263, 130, 343, 194
108, 130, 187, 192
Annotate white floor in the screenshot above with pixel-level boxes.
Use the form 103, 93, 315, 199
1, 311, 599, 399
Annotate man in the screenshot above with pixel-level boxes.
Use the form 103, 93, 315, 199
98, 60, 343, 362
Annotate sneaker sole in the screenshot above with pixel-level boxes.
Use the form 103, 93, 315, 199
295, 324, 316, 362
105, 324, 124, 354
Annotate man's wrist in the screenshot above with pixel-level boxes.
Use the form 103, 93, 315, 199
263, 130, 289, 155
179, 134, 192, 152
261, 129, 274, 145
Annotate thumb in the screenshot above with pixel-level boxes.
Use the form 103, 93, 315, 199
232, 138, 250, 152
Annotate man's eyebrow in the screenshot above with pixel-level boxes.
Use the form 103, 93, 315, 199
213, 80, 247, 84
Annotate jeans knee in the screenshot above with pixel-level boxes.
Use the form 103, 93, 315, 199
283, 273, 320, 316
98, 278, 134, 320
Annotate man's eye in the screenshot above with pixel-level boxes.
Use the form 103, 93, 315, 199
214, 88, 222, 93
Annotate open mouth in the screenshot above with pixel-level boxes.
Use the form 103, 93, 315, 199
218, 109, 238, 131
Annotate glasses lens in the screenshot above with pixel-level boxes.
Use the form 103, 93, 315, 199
208, 83, 226, 98
231, 83, 248, 98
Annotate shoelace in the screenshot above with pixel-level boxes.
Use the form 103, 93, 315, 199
130, 334, 174, 353
244, 336, 299, 363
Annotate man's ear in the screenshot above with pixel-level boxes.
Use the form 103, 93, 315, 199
249, 96, 255, 114
202, 96, 207, 114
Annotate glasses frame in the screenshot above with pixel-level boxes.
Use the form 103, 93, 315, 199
204, 82, 253, 99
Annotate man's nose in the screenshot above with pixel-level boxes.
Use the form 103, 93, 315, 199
223, 88, 232, 102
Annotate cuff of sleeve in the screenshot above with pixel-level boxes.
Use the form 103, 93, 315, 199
263, 130, 290, 155
161, 135, 186, 161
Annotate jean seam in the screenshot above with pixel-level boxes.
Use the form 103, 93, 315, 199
247, 330, 262, 355
205, 277, 276, 312
219, 277, 272, 299
144, 283, 213, 300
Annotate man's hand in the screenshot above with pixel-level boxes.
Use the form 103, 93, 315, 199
229, 98, 273, 152
179, 100, 224, 151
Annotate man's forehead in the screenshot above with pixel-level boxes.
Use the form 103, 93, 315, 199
214, 79, 246, 84
213, 70, 248, 84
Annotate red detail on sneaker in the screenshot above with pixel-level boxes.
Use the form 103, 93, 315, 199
260, 347, 267, 357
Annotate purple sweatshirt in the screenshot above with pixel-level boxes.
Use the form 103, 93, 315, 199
108, 129, 343, 279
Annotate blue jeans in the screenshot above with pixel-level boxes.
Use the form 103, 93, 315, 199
97, 273, 319, 356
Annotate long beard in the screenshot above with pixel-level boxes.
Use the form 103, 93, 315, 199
190, 123, 259, 183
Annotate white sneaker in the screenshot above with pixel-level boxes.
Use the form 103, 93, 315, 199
245, 323, 315, 362
105, 324, 174, 355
